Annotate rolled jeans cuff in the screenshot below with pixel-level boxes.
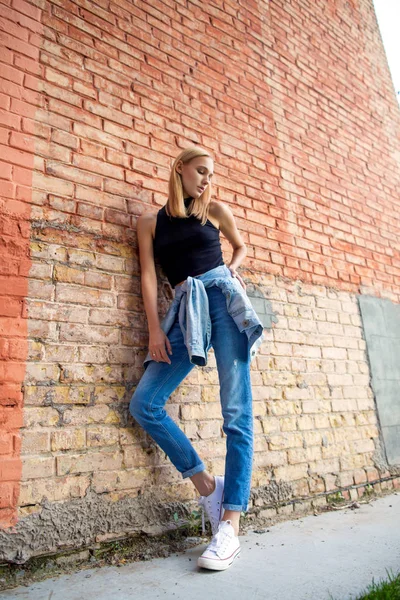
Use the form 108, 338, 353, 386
223, 502, 251, 512
181, 462, 206, 479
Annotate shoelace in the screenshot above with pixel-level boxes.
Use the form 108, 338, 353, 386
208, 522, 233, 555
200, 503, 206, 535
198, 494, 221, 535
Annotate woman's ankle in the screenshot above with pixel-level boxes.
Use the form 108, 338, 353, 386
221, 512, 240, 536
190, 472, 216, 497
204, 475, 216, 496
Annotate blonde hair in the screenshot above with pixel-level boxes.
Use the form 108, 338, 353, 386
166, 146, 214, 225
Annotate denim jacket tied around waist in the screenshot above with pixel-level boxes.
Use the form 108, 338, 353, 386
143, 264, 265, 371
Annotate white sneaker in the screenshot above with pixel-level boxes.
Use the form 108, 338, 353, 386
198, 475, 225, 535
197, 519, 241, 571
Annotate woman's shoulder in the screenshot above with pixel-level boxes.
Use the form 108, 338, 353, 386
207, 200, 226, 229
209, 199, 229, 218
208, 200, 229, 216
138, 211, 159, 240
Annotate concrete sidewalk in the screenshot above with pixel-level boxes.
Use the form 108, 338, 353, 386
1, 492, 399, 600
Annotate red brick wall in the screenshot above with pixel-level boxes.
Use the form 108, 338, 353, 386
0, 0, 44, 526
30, 0, 400, 299
0, 0, 399, 531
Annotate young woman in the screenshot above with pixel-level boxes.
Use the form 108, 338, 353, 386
129, 146, 264, 571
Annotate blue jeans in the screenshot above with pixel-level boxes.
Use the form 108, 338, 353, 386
129, 284, 254, 512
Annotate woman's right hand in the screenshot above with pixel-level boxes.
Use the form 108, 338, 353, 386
148, 327, 173, 364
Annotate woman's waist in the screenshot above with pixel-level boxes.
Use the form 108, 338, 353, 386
175, 264, 228, 288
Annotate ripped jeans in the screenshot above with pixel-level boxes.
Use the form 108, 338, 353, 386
129, 284, 254, 512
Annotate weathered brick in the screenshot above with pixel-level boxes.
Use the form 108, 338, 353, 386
198, 420, 221, 440
56, 450, 123, 476
21, 456, 55, 480
26, 301, 88, 324
56, 284, 114, 307
86, 426, 119, 447
268, 432, 303, 450
24, 362, 60, 383
308, 458, 340, 475
44, 345, 76, 362
59, 323, 119, 344
51, 428, 86, 451
63, 405, 119, 426
274, 463, 309, 481
21, 430, 50, 454
92, 467, 153, 493
54, 265, 85, 285
19, 475, 91, 505
59, 363, 124, 384
88, 309, 131, 327
23, 407, 60, 427
180, 403, 222, 421
77, 346, 108, 363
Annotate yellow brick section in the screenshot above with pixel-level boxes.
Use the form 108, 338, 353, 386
21, 275, 388, 516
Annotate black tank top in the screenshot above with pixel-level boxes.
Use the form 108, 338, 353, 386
153, 197, 224, 288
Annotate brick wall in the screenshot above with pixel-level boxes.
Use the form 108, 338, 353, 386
0, 0, 43, 527
0, 0, 399, 558
15, 290, 395, 494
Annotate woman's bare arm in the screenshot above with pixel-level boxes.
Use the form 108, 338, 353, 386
211, 200, 247, 290
137, 214, 160, 333
137, 213, 172, 363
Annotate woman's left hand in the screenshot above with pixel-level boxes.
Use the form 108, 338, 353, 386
228, 266, 246, 291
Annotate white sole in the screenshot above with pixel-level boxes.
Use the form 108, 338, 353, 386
197, 547, 241, 571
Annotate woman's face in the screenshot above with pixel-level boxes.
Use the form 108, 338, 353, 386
176, 156, 214, 199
